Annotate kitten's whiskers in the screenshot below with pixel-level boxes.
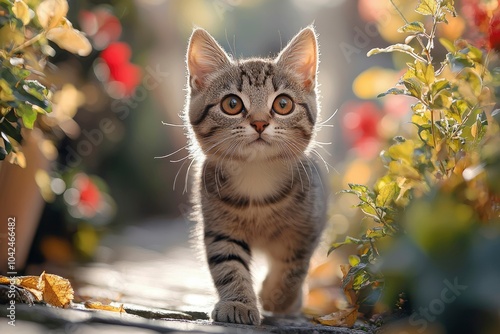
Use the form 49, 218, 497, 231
161, 121, 186, 128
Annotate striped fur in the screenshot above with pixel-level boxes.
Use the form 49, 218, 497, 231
185, 27, 326, 325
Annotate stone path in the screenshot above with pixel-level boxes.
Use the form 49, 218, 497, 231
0, 219, 375, 333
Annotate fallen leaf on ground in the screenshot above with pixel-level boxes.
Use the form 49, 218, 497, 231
0, 276, 11, 284
0, 272, 74, 307
314, 306, 359, 328
0, 275, 43, 301
18, 276, 39, 290
38, 271, 74, 308
84, 301, 126, 313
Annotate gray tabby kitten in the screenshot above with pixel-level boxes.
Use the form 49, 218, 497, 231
185, 26, 326, 325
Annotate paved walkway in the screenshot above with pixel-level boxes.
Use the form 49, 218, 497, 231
0, 219, 375, 333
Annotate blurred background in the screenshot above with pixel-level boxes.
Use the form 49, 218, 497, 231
16, 0, 372, 269
4, 0, 498, 330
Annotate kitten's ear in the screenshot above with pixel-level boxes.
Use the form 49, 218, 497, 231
187, 28, 232, 91
276, 26, 318, 91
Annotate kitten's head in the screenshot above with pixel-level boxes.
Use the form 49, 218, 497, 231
185, 26, 319, 162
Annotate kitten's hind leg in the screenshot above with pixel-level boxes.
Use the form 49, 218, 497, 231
204, 230, 260, 325
259, 255, 310, 315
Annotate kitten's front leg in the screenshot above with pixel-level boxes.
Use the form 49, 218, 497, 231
204, 230, 260, 325
259, 255, 310, 315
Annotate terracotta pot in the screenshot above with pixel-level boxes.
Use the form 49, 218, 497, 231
0, 129, 49, 274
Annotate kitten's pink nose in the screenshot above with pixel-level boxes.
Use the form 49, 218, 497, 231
251, 120, 269, 134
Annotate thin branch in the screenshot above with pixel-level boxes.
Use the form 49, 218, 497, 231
390, 0, 431, 63
10, 33, 44, 55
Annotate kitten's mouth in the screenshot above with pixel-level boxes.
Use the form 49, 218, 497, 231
250, 138, 271, 146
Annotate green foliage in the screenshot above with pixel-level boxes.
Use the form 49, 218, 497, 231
332, 0, 500, 314
1, 1, 44, 160
0, 0, 90, 164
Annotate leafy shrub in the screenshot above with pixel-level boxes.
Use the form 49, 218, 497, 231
331, 0, 500, 329
0, 0, 90, 164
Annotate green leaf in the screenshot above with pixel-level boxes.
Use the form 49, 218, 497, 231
23, 80, 49, 103
431, 90, 452, 109
341, 263, 368, 289
366, 228, 386, 239
387, 140, 416, 163
348, 255, 361, 267
415, 0, 438, 16
348, 183, 370, 194
450, 99, 469, 117
402, 77, 422, 98
9, 62, 30, 79
328, 236, 364, 254
415, 61, 435, 85
460, 70, 482, 96
439, 38, 456, 52
0, 146, 6, 160
376, 182, 399, 207
16, 103, 37, 129
359, 202, 378, 218
0, 119, 22, 143
431, 79, 450, 96
398, 21, 425, 34
377, 87, 406, 98
466, 45, 483, 63
441, 0, 457, 15
447, 53, 475, 72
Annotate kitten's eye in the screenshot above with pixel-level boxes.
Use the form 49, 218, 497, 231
272, 95, 294, 115
221, 95, 244, 115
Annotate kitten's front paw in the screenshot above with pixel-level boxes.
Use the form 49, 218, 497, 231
211, 300, 261, 325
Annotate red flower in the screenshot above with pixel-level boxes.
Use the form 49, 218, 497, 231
74, 174, 101, 217
461, 0, 500, 51
342, 101, 382, 158
489, 12, 500, 50
99, 42, 142, 96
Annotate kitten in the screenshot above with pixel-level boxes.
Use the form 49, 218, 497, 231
184, 26, 326, 325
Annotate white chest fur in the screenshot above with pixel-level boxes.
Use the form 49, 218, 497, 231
225, 160, 290, 200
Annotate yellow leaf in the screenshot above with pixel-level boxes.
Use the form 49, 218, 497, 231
471, 122, 478, 138
18, 276, 39, 290
0, 276, 13, 284
36, 0, 68, 30
12, 0, 31, 25
85, 301, 126, 313
389, 161, 421, 179
314, 307, 358, 328
0, 275, 44, 301
387, 140, 415, 165
0, 25, 25, 49
10, 151, 26, 168
376, 181, 398, 207
38, 271, 74, 308
46, 21, 92, 56
0, 79, 15, 101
